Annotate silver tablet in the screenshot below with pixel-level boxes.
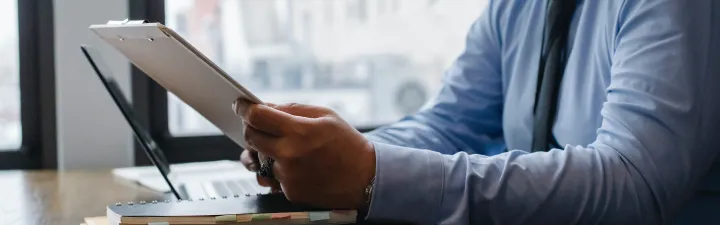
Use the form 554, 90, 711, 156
89, 19, 261, 148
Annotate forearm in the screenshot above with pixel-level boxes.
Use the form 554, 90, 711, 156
365, 0, 720, 224
366, 142, 661, 225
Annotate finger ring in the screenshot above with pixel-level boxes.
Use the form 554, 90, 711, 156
258, 157, 275, 179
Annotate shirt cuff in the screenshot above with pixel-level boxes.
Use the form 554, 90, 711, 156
365, 141, 445, 224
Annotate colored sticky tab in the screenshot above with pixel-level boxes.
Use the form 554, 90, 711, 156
237, 215, 253, 223
215, 215, 236, 223
308, 212, 330, 222
148, 222, 169, 225
289, 212, 309, 219
271, 213, 291, 219
331, 210, 358, 221
251, 214, 272, 221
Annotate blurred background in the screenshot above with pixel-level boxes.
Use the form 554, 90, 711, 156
0, 0, 19, 150
0, 0, 487, 170
3, 2, 719, 225
163, 0, 486, 135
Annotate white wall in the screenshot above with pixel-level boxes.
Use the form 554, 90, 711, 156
54, 0, 133, 169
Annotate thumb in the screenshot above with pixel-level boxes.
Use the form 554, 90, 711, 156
272, 103, 333, 118
233, 100, 277, 117
243, 103, 313, 135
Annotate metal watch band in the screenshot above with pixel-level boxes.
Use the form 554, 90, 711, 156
258, 157, 275, 179
364, 176, 376, 204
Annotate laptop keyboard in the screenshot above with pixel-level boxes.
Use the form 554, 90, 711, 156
209, 179, 267, 197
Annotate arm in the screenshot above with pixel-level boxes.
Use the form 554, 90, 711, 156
364, 1, 505, 156
366, 0, 720, 224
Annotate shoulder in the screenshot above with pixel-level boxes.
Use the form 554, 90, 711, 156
612, 0, 715, 52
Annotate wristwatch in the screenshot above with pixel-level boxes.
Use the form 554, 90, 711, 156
364, 176, 376, 206
258, 157, 275, 179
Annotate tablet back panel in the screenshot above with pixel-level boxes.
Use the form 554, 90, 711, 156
89, 22, 261, 149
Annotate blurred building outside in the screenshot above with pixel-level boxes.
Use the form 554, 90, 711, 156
165, 0, 488, 136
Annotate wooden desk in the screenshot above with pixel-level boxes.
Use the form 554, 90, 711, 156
0, 170, 403, 225
0, 170, 167, 225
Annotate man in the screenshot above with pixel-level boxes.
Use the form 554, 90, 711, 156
235, 0, 720, 224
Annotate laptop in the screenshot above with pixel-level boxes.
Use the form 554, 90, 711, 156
80, 44, 269, 200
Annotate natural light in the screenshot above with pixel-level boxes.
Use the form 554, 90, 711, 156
0, 0, 20, 150
164, 0, 488, 136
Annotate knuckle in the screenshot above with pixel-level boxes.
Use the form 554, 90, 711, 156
285, 102, 299, 109
317, 116, 340, 131
276, 102, 298, 112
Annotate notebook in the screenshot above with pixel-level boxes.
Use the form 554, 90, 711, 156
107, 193, 357, 225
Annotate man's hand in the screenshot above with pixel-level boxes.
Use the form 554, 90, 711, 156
239, 148, 283, 192
234, 101, 376, 210
238, 102, 282, 193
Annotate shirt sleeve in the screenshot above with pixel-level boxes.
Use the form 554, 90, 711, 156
365, 0, 720, 224
363, 0, 505, 156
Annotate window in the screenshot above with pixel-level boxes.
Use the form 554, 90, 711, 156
346, 0, 368, 22
165, 0, 487, 135
0, 0, 56, 169
0, 0, 20, 150
130, 0, 487, 163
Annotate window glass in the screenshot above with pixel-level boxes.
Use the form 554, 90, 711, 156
165, 0, 488, 136
0, 0, 20, 149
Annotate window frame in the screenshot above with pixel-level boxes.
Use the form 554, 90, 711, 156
0, 0, 57, 169
129, 0, 378, 166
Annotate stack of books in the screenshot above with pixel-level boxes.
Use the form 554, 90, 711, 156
84, 193, 357, 225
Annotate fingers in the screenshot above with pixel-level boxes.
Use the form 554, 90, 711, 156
243, 122, 284, 158
240, 149, 258, 172
234, 100, 330, 134
243, 103, 315, 136
232, 100, 278, 117
256, 174, 282, 193
272, 103, 332, 118
236, 100, 335, 159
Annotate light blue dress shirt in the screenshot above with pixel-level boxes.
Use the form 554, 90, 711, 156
364, 0, 720, 224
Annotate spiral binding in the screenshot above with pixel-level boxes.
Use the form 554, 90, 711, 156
113, 192, 279, 207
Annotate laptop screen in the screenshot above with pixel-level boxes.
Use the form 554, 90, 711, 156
81, 44, 185, 200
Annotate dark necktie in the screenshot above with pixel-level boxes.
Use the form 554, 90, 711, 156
531, 0, 578, 152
